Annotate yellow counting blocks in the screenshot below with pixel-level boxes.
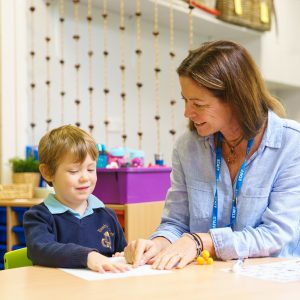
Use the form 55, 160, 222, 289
196, 250, 213, 265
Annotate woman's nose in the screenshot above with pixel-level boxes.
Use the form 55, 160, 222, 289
184, 102, 196, 118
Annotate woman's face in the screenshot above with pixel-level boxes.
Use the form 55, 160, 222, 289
180, 76, 235, 137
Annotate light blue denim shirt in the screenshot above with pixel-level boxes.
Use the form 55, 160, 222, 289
151, 111, 300, 260
44, 193, 105, 219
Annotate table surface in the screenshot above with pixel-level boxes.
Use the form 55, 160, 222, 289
0, 258, 299, 300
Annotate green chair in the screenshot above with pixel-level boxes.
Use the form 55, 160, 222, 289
4, 247, 33, 269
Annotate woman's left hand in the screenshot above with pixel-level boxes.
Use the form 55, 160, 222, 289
151, 235, 197, 270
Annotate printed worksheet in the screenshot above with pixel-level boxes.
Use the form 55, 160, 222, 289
223, 259, 300, 282
60, 257, 171, 280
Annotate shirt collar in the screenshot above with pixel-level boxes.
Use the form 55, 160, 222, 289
44, 193, 105, 219
206, 110, 283, 152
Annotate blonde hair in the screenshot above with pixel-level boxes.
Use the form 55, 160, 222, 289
38, 125, 98, 186
177, 40, 285, 138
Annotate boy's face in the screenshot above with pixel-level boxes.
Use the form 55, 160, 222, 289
50, 153, 97, 208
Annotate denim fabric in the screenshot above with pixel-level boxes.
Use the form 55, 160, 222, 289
151, 111, 300, 260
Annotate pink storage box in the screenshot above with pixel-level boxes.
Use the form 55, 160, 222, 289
93, 167, 171, 204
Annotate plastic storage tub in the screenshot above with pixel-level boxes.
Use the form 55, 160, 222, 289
94, 167, 171, 204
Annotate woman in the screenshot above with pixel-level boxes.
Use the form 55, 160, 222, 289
125, 40, 300, 270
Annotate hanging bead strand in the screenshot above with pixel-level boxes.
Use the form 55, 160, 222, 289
29, 0, 36, 147
45, 1, 52, 132
119, 0, 127, 147
188, 1, 194, 53
153, 0, 161, 156
169, 0, 176, 142
73, 0, 81, 127
135, 0, 143, 149
59, 0, 65, 124
87, 0, 94, 134
102, 0, 110, 147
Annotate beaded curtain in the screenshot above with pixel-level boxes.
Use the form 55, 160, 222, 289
27, 0, 205, 165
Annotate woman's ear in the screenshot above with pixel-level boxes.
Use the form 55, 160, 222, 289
39, 164, 53, 183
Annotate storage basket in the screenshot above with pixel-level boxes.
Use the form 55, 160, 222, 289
0, 184, 33, 199
216, 0, 273, 31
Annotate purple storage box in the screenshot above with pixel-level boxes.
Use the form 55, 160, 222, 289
94, 167, 171, 204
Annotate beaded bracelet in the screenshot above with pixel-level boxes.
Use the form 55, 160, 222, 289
183, 232, 202, 257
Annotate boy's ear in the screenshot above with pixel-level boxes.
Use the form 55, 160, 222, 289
39, 164, 53, 183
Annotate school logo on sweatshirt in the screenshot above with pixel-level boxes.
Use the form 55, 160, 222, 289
98, 224, 115, 249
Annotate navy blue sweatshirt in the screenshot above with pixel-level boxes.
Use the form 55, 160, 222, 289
23, 203, 127, 268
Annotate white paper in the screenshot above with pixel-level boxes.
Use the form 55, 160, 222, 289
223, 259, 300, 282
60, 257, 171, 281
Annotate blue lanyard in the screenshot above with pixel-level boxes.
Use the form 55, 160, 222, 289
211, 132, 254, 229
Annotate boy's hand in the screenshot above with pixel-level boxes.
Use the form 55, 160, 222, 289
112, 251, 124, 257
87, 251, 130, 273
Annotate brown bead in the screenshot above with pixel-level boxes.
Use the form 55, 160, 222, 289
29, 6, 35, 12
137, 132, 143, 137
152, 31, 159, 36
135, 49, 142, 55
135, 11, 142, 17
188, 5, 194, 9
75, 99, 80, 105
75, 64, 80, 69
88, 124, 94, 130
88, 51, 93, 56
73, 0, 80, 3
46, 2, 51, 7
169, 51, 176, 57
45, 80, 50, 85
30, 83, 35, 88
121, 93, 126, 98
75, 122, 81, 127
59, 18, 65, 22
170, 100, 176, 105
30, 51, 35, 56
46, 118, 52, 124
120, 65, 125, 71
154, 67, 161, 73
102, 13, 108, 19
59, 59, 65, 65
60, 91, 65, 96
45, 37, 51, 42
45, 56, 50, 61
122, 134, 127, 140
104, 120, 110, 126
136, 82, 143, 88
88, 87, 94, 92
119, 26, 125, 31
30, 122, 36, 128
169, 129, 176, 135
103, 50, 109, 56
154, 115, 160, 121
73, 35, 80, 40
87, 16, 92, 22
103, 88, 110, 94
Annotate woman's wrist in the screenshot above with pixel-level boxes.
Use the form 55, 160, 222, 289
151, 236, 171, 252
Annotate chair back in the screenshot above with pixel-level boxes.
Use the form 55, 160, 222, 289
4, 247, 33, 269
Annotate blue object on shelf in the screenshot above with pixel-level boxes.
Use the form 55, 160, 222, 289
12, 207, 28, 225
12, 244, 26, 250
12, 226, 26, 245
0, 225, 6, 243
0, 207, 6, 225
0, 244, 7, 263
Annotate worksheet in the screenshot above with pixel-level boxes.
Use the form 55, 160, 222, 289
60, 257, 171, 280
223, 259, 300, 282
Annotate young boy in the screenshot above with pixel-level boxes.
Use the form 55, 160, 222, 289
23, 125, 129, 273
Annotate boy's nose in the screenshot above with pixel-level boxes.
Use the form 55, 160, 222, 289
79, 174, 89, 182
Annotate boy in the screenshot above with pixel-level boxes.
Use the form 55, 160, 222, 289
23, 125, 129, 273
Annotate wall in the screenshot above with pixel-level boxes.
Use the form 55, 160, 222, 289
1, 0, 300, 183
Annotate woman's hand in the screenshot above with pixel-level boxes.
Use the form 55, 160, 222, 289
151, 235, 197, 270
87, 251, 130, 273
124, 237, 170, 267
